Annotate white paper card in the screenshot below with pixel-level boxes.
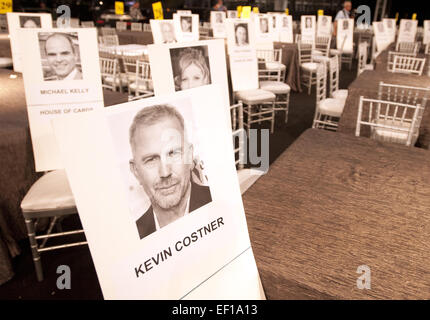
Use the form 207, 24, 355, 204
317, 15, 332, 37
255, 14, 274, 46
226, 18, 255, 53
173, 13, 199, 43
229, 49, 259, 92
148, 39, 230, 106
336, 19, 354, 52
21, 28, 103, 172
423, 20, 430, 45
373, 21, 392, 52
52, 85, 263, 299
210, 11, 227, 38
150, 19, 178, 44
6, 12, 52, 72
278, 14, 293, 43
301, 15, 316, 43
397, 19, 417, 44
383, 18, 396, 43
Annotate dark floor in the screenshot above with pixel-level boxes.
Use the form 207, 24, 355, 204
0, 63, 358, 300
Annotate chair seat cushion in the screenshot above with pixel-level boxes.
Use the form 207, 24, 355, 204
129, 80, 153, 91
364, 64, 374, 70
319, 98, 345, 117
330, 48, 353, 55
235, 89, 276, 104
313, 49, 324, 56
265, 62, 286, 71
301, 62, 319, 71
0, 57, 13, 68
313, 55, 330, 63
260, 81, 291, 94
373, 119, 412, 142
103, 76, 122, 85
21, 170, 75, 212
332, 89, 348, 100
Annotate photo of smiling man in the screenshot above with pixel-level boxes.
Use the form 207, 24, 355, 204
129, 104, 212, 239
39, 32, 83, 81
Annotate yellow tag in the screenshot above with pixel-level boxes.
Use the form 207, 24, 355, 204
115, 1, 124, 15
412, 13, 417, 20
241, 6, 251, 19
152, 1, 163, 20
252, 7, 259, 13
318, 10, 324, 16
285, 8, 289, 16
395, 12, 399, 21
237, 6, 242, 18
0, 0, 13, 14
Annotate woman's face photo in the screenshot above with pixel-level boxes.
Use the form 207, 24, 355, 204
235, 25, 248, 46
180, 63, 208, 90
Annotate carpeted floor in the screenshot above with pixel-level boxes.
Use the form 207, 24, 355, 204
0, 63, 358, 300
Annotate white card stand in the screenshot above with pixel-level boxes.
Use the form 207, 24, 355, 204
336, 18, 354, 52
6, 12, 52, 72
173, 13, 200, 43
397, 19, 418, 45
52, 85, 265, 300
278, 15, 293, 43
301, 15, 316, 44
317, 15, 332, 38
383, 18, 396, 44
210, 11, 227, 38
254, 14, 274, 50
373, 21, 392, 53
20, 28, 103, 172
150, 19, 178, 45
148, 39, 230, 107
423, 20, 430, 45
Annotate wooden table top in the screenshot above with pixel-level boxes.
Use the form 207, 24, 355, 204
243, 129, 430, 299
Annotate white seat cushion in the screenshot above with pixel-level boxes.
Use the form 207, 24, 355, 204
21, 170, 75, 212
372, 119, 412, 143
0, 57, 12, 68
235, 89, 276, 104
330, 49, 341, 55
103, 76, 122, 85
313, 55, 330, 63
265, 62, 286, 71
301, 62, 318, 71
313, 49, 324, 56
364, 64, 374, 71
331, 89, 348, 100
260, 81, 291, 94
129, 80, 153, 91
319, 98, 345, 117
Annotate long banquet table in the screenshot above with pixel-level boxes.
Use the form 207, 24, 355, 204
243, 128, 430, 299
0, 68, 128, 285
338, 69, 430, 148
117, 30, 153, 45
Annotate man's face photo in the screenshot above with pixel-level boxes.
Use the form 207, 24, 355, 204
161, 22, 176, 43
181, 16, 192, 32
260, 18, 268, 33
343, 20, 349, 30
405, 21, 411, 32
130, 115, 192, 211
322, 17, 327, 26
215, 13, 222, 23
235, 24, 248, 46
305, 17, 312, 29
283, 17, 288, 28
387, 20, 392, 28
44, 33, 81, 80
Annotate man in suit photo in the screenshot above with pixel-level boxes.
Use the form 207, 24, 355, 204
44, 33, 83, 80
129, 104, 212, 240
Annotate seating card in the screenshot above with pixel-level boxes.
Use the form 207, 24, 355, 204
301, 15, 316, 43
317, 15, 332, 38
148, 39, 230, 106
6, 12, 52, 72
423, 20, 430, 45
20, 28, 103, 172
397, 19, 417, 44
254, 14, 274, 48
210, 11, 227, 38
278, 14, 293, 43
151, 19, 178, 44
336, 18, 354, 52
173, 13, 199, 43
52, 85, 264, 299
373, 21, 392, 52
383, 18, 396, 43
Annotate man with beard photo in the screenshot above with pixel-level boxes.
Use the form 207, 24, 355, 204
129, 105, 212, 239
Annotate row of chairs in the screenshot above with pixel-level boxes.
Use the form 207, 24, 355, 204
114, 21, 151, 32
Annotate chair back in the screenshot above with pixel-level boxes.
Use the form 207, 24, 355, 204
143, 23, 151, 32
395, 41, 418, 54
356, 97, 424, 146
133, 60, 153, 95
329, 55, 340, 96
315, 36, 331, 56
387, 51, 417, 71
316, 63, 327, 106
131, 22, 143, 31
357, 42, 368, 77
81, 21, 95, 28
230, 102, 245, 170
101, 27, 117, 36
100, 57, 118, 91
199, 26, 211, 37
116, 21, 127, 31
101, 35, 119, 46
378, 82, 430, 108
298, 41, 313, 64
391, 55, 426, 75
